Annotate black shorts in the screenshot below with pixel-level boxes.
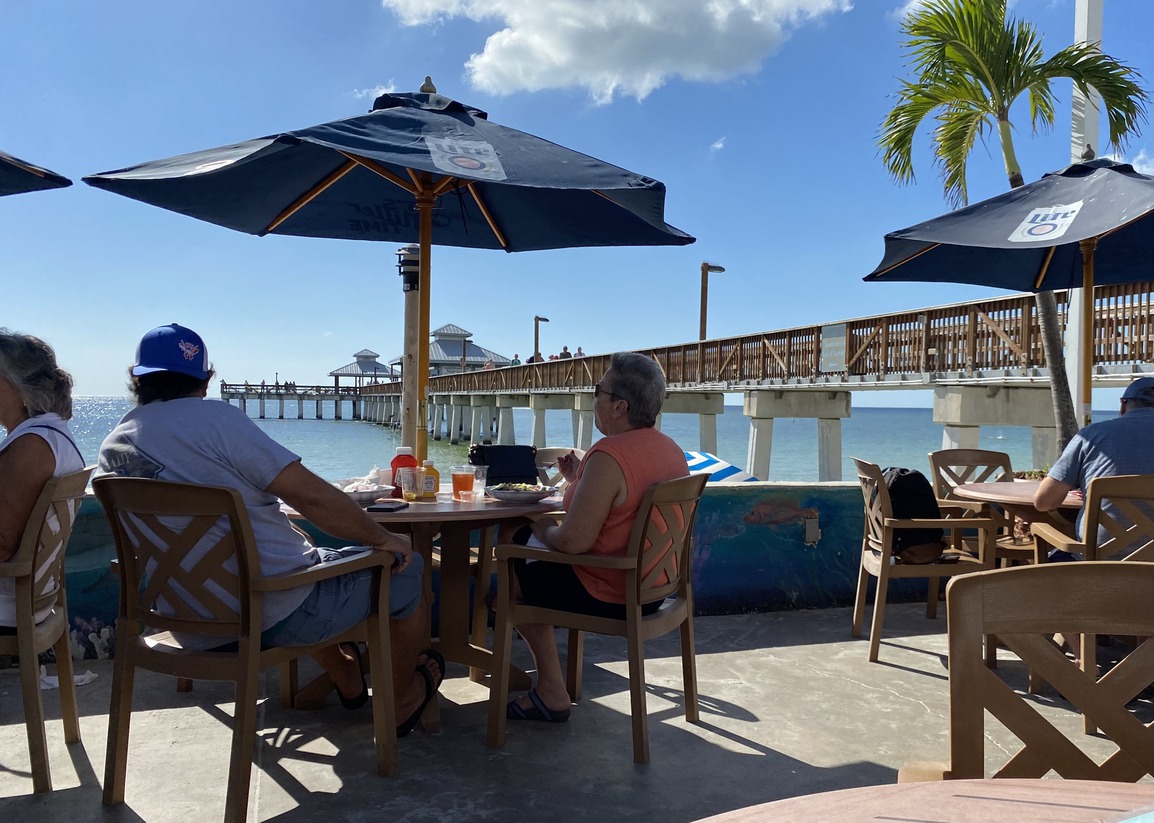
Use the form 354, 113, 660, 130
513, 558, 661, 620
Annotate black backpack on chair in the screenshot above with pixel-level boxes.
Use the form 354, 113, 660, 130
467, 444, 539, 486
881, 467, 946, 564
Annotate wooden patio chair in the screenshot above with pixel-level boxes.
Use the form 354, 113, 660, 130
1031, 473, 1154, 732
486, 473, 708, 764
93, 477, 398, 823
899, 562, 1154, 782
851, 458, 995, 663
928, 448, 1035, 566
0, 466, 94, 793
535, 447, 586, 490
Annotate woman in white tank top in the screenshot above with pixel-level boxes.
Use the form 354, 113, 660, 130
0, 330, 84, 628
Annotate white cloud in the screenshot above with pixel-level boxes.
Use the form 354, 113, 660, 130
380, 1, 853, 103
710, 137, 726, 152
1130, 148, 1154, 175
352, 82, 397, 100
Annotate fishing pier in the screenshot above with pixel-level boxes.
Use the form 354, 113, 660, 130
223, 282, 1153, 481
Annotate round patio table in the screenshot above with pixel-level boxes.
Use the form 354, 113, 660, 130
691, 779, 1154, 822
286, 490, 560, 729
953, 479, 1080, 538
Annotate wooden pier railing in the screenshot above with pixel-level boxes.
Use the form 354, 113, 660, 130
358, 281, 1153, 397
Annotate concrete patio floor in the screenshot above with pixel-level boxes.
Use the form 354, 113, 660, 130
1, 603, 1149, 822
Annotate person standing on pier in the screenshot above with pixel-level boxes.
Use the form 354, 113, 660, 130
504, 352, 689, 723
98, 323, 442, 730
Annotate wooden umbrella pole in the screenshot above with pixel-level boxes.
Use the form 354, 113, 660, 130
1079, 238, 1097, 428
416, 183, 435, 461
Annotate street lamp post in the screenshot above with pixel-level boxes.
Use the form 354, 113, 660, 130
699, 262, 724, 383
699, 262, 725, 341
533, 315, 550, 362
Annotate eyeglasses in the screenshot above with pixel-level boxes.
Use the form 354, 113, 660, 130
594, 383, 624, 402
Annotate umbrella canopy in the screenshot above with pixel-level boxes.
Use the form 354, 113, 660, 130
865, 159, 1154, 292
84, 89, 694, 456
865, 158, 1154, 422
83, 91, 692, 251
0, 149, 72, 196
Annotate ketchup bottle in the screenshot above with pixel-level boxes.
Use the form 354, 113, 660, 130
390, 446, 418, 499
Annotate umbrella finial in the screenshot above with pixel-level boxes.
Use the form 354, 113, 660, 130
1081, 143, 1095, 161
420, 76, 437, 94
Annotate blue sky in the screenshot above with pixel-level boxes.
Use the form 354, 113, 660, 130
3, 0, 1150, 408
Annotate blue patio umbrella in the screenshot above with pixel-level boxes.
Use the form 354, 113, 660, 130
0, 149, 72, 196
865, 158, 1154, 420
84, 86, 694, 455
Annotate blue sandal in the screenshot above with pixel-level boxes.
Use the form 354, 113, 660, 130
507, 688, 571, 723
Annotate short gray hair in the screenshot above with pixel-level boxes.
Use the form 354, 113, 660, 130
0, 329, 73, 419
608, 352, 665, 428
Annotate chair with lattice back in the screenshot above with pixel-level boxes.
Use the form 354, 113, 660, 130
928, 449, 1034, 566
851, 458, 996, 663
486, 473, 707, 764
0, 466, 93, 793
94, 476, 398, 823
1031, 473, 1154, 732
899, 562, 1154, 783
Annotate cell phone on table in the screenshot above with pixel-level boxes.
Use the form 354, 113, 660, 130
367, 500, 409, 512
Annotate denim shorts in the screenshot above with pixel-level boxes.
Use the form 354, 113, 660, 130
261, 547, 423, 648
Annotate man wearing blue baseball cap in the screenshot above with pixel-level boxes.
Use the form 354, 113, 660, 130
98, 324, 442, 733
1035, 376, 1154, 557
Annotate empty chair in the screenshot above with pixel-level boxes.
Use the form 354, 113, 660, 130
899, 562, 1154, 782
534, 447, 586, 490
0, 466, 93, 793
851, 458, 995, 662
486, 474, 707, 763
94, 477, 398, 823
928, 448, 1033, 566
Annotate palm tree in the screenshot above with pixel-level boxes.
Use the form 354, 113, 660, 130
878, 0, 1149, 449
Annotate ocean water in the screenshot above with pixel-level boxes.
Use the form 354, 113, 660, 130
67, 396, 1116, 483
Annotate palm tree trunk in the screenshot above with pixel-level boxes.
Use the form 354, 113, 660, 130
1034, 291, 1078, 453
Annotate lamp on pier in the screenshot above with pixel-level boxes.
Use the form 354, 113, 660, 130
700, 262, 725, 341
533, 315, 550, 362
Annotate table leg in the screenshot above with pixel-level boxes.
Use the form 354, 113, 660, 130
438, 523, 531, 691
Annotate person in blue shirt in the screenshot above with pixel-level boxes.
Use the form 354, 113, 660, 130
1035, 376, 1154, 558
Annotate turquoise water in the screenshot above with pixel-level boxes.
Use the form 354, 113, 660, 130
69, 396, 1115, 483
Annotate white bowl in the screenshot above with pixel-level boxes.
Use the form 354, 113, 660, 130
485, 486, 558, 503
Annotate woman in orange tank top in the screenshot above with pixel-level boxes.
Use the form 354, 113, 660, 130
506, 352, 689, 724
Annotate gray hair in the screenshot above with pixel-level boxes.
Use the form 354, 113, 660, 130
608, 352, 665, 428
0, 329, 73, 419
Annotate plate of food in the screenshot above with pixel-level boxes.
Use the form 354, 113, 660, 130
485, 483, 558, 503
336, 482, 393, 504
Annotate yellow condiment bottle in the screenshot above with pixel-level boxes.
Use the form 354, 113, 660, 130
421, 460, 440, 499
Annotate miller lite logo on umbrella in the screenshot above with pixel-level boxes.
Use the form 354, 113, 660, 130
1009, 202, 1083, 243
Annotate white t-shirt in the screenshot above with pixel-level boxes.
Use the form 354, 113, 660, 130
97, 398, 317, 632
0, 413, 85, 626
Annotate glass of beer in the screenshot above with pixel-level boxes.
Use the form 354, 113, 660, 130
451, 466, 475, 500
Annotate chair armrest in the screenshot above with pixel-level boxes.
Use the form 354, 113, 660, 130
937, 498, 986, 515
493, 543, 635, 570
254, 549, 391, 592
885, 517, 996, 531
0, 560, 33, 579
1029, 523, 1085, 554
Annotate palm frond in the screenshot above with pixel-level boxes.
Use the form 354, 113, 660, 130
934, 104, 991, 207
